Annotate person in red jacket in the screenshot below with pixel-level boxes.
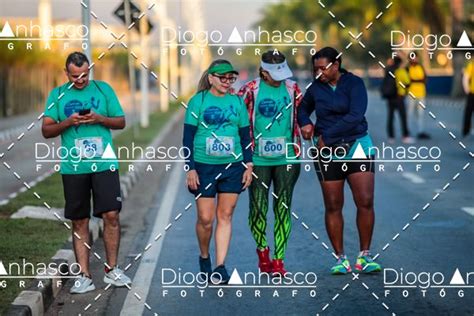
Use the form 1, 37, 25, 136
239, 50, 302, 276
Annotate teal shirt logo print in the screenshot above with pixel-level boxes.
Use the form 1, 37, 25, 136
203, 104, 238, 132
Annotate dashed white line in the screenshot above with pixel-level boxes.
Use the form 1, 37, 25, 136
401, 172, 425, 184
461, 207, 474, 216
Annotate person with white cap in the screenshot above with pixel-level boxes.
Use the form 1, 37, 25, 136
238, 50, 302, 277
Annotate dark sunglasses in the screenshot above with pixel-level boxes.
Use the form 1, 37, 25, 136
212, 74, 237, 84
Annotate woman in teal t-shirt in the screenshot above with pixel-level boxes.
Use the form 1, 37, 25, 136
238, 50, 302, 276
183, 59, 253, 284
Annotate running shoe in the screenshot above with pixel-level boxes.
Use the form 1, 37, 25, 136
330, 256, 352, 275
70, 274, 95, 294
257, 247, 272, 274
402, 136, 415, 144
199, 255, 212, 282
271, 259, 287, 277
104, 266, 132, 287
354, 253, 382, 273
211, 265, 230, 285
417, 132, 431, 140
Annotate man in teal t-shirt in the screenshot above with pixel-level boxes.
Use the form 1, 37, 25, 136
42, 52, 131, 294
44, 78, 123, 174
184, 90, 249, 165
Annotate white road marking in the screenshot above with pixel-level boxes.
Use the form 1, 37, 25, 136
401, 172, 425, 184
461, 207, 474, 216
120, 164, 183, 315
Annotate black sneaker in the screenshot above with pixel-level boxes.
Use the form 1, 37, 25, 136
417, 132, 431, 140
211, 265, 230, 285
199, 255, 212, 282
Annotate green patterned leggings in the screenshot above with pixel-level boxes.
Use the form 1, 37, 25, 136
248, 164, 300, 260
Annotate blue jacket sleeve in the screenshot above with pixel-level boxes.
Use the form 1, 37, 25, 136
239, 126, 253, 164
297, 85, 315, 127
183, 123, 197, 170
322, 77, 368, 145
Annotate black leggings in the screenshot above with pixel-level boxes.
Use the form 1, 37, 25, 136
387, 97, 410, 138
463, 93, 474, 137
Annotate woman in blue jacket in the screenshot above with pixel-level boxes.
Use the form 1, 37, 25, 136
298, 47, 381, 275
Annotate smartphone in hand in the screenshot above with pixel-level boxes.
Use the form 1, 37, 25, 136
78, 109, 91, 115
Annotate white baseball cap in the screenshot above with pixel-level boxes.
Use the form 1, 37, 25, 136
261, 60, 293, 81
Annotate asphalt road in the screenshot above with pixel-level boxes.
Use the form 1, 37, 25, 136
46, 91, 473, 315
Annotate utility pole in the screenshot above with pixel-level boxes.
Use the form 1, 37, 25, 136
124, 0, 138, 136
80, 0, 93, 79
168, 19, 179, 97
38, 0, 52, 50
158, 2, 169, 112
181, 0, 211, 94
139, 0, 149, 127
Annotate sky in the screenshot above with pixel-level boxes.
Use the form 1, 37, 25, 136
0, 0, 281, 35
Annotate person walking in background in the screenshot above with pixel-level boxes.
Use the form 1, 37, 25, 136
407, 52, 431, 140
239, 50, 302, 277
462, 60, 474, 138
381, 56, 412, 144
393, 56, 415, 144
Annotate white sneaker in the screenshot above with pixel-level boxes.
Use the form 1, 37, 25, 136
402, 137, 415, 144
70, 274, 95, 294
104, 266, 132, 287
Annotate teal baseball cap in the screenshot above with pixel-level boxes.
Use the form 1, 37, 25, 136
208, 63, 239, 75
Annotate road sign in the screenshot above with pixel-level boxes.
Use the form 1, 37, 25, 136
114, 0, 153, 34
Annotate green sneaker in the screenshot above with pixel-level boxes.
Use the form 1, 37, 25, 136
330, 256, 352, 275
354, 253, 381, 273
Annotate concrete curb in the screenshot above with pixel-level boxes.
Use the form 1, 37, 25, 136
8, 291, 43, 316
6, 109, 183, 316
6, 249, 74, 316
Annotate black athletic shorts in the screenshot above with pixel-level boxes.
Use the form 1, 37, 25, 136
61, 170, 122, 220
313, 155, 375, 182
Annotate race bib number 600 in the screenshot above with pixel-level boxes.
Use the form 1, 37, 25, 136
206, 137, 234, 157
259, 137, 285, 157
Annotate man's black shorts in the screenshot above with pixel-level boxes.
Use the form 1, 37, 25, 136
61, 170, 122, 220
